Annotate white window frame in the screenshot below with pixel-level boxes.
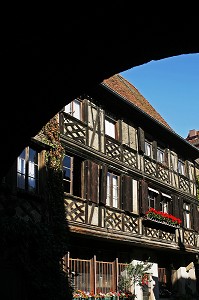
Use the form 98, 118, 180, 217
157, 148, 165, 163
148, 187, 159, 208
106, 172, 119, 208
178, 159, 185, 176
105, 117, 116, 139
17, 147, 39, 193
145, 141, 152, 157
160, 193, 171, 213
183, 202, 191, 229
63, 154, 73, 194
64, 99, 81, 120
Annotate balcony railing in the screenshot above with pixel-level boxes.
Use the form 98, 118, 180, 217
64, 196, 199, 249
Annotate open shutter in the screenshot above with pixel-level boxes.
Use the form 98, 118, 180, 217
164, 149, 169, 166
156, 192, 161, 211
192, 204, 199, 232
83, 160, 99, 203
99, 164, 108, 205
171, 194, 179, 217
122, 175, 133, 212
138, 127, 145, 154
152, 141, 157, 160
172, 195, 183, 223
139, 179, 148, 215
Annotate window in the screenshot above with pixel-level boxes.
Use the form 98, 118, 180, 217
64, 99, 81, 120
145, 141, 151, 157
17, 147, 38, 193
63, 155, 73, 193
178, 160, 185, 175
183, 202, 191, 229
62, 154, 82, 197
148, 187, 158, 208
157, 148, 164, 163
160, 193, 171, 213
105, 117, 116, 139
106, 172, 119, 208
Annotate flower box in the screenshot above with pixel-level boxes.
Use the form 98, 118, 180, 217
145, 216, 180, 228
143, 208, 182, 230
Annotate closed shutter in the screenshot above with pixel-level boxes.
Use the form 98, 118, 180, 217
139, 179, 148, 215
138, 127, 145, 154
122, 175, 133, 212
99, 164, 108, 205
83, 160, 99, 203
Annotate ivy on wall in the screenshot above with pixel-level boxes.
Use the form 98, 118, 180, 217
196, 175, 199, 201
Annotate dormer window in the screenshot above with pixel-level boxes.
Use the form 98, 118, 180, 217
64, 99, 81, 120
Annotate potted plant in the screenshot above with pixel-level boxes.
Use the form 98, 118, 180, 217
118, 259, 153, 299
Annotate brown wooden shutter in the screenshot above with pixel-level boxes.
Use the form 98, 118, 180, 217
139, 179, 148, 215
192, 204, 199, 232
152, 141, 157, 160
99, 164, 108, 205
185, 160, 189, 178
156, 192, 161, 211
171, 194, 178, 217
172, 195, 183, 222
83, 160, 99, 203
122, 175, 133, 212
82, 99, 88, 123
138, 127, 145, 154
164, 149, 169, 166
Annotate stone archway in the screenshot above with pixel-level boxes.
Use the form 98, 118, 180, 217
1, 9, 199, 179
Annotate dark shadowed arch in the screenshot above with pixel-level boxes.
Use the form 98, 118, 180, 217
1, 9, 199, 178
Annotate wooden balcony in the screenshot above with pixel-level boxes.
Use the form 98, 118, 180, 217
64, 196, 199, 251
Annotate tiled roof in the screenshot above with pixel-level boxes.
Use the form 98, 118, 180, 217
102, 74, 172, 130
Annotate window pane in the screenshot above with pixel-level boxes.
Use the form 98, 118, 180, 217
64, 102, 71, 114
28, 177, 36, 192
145, 142, 151, 157
105, 119, 115, 138
29, 148, 38, 164
63, 155, 72, 193
17, 174, 25, 189
112, 175, 118, 208
106, 173, 111, 206
157, 149, 164, 163
17, 157, 25, 174
73, 99, 81, 119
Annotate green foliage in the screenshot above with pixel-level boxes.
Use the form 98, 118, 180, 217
118, 259, 153, 292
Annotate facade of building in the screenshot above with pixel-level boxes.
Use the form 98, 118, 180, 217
1, 74, 199, 299
186, 130, 199, 148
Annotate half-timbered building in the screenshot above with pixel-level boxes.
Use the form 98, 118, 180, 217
2, 74, 199, 299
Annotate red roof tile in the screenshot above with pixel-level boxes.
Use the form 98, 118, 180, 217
102, 74, 173, 130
